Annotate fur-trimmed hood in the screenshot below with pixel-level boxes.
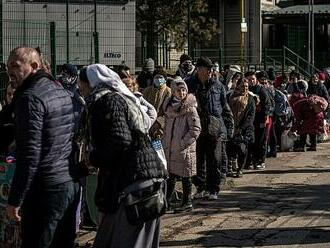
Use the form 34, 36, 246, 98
164, 94, 197, 118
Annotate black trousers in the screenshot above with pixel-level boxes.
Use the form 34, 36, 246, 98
227, 141, 248, 171
193, 134, 227, 194
166, 173, 192, 205
21, 181, 80, 248
252, 122, 267, 164
300, 133, 317, 148
268, 118, 277, 156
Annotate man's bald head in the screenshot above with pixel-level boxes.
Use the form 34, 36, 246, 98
8, 47, 41, 65
7, 46, 42, 89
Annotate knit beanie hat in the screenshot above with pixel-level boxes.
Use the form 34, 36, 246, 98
180, 54, 192, 65
153, 66, 167, 78
171, 77, 188, 92
319, 72, 326, 81
256, 71, 269, 81
297, 79, 308, 92
143, 58, 155, 74
61, 63, 78, 76
230, 65, 241, 73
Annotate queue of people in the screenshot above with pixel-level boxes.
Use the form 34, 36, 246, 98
1, 47, 330, 248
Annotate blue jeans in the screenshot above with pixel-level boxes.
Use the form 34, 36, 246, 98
21, 181, 80, 248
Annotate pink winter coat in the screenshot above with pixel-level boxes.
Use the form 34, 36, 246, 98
162, 94, 201, 177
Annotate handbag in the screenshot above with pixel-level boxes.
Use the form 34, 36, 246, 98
151, 139, 167, 170
120, 179, 167, 225
208, 115, 221, 137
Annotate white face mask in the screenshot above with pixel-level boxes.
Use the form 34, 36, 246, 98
153, 77, 166, 87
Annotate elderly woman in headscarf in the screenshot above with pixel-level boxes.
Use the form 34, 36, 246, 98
227, 78, 255, 177
78, 64, 167, 248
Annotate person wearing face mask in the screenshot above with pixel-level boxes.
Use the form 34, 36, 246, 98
59, 64, 85, 133
162, 77, 201, 212
143, 66, 171, 140
227, 78, 255, 177
176, 54, 196, 80
189, 56, 234, 200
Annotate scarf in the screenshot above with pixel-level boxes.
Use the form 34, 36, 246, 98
86, 64, 152, 131
229, 92, 249, 127
170, 96, 182, 112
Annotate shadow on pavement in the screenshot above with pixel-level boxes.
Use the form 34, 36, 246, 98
160, 226, 330, 247
244, 168, 330, 175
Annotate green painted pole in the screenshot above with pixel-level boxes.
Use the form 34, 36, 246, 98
94, 0, 99, 63
50, 22, 56, 77
187, 0, 191, 57
66, 0, 69, 63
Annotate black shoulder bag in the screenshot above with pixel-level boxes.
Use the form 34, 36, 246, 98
119, 178, 167, 225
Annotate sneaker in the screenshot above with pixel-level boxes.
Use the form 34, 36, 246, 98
193, 190, 208, 199
174, 202, 193, 213
232, 160, 238, 171
294, 147, 306, 152
255, 163, 266, 170
307, 147, 316, 151
220, 174, 227, 186
236, 170, 243, 178
227, 170, 235, 177
208, 193, 218, 200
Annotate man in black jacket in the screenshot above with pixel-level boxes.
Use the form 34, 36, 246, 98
6, 47, 79, 248
245, 71, 273, 169
186, 57, 234, 200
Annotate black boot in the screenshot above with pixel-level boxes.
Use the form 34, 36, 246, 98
175, 177, 193, 213
166, 174, 176, 212
227, 160, 235, 177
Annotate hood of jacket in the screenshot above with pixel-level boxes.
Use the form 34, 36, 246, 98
164, 94, 197, 118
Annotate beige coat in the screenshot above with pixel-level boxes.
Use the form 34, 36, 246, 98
143, 84, 171, 138
162, 94, 201, 177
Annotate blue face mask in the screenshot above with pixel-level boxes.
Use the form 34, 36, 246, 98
153, 77, 166, 87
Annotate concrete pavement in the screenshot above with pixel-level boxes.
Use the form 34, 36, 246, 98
160, 142, 330, 247
76, 142, 330, 247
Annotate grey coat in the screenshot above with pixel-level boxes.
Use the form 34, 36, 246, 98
162, 94, 201, 177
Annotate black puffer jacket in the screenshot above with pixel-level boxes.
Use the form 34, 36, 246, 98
8, 70, 74, 207
88, 89, 167, 214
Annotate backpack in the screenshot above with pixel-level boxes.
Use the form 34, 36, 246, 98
274, 89, 291, 116
267, 88, 276, 114
307, 94, 328, 113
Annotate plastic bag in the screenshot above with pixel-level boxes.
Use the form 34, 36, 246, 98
281, 131, 298, 151
151, 139, 167, 170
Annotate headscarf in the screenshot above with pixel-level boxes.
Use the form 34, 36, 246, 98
86, 64, 152, 130
229, 87, 249, 127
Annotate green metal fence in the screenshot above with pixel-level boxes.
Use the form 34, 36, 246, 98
0, 0, 135, 75
0, 0, 135, 99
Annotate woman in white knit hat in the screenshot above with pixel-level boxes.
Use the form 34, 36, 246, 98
162, 77, 201, 212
